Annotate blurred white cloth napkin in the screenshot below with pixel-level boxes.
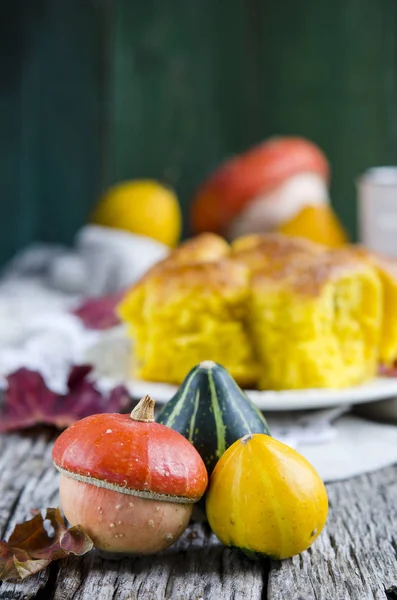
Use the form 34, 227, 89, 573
0, 225, 165, 391
48, 225, 168, 296
2, 225, 168, 297
2, 227, 397, 483
268, 410, 397, 482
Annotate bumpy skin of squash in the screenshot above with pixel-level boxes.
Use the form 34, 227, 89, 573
60, 477, 192, 555
206, 434, 328, 560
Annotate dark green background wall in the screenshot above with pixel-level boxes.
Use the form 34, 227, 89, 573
1, 0, 396, 265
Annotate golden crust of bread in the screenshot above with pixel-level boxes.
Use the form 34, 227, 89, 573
125, 232, 231, 298
231, 233, 324, 274
251, 249, 376, 297
146, 259, 249, 298
231, 233, 265, 252
150, 233, 230, 276
170, 232, 231, 263
232, 233, 324, 255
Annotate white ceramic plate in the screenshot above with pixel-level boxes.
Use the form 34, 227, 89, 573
129, 377, 397, 411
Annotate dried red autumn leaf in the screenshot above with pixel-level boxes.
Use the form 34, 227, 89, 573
0, 508, 93, 581
72, 292, 124, 330
0, 365, 130, 432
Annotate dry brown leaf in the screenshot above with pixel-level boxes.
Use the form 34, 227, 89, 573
0, 508, 93, 581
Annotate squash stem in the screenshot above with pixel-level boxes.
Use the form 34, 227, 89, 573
130, 395, 155, 422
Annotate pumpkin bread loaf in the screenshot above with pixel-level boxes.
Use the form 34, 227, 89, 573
118, 259, 259, 386
119, 233, 393, 390
249, 250, 382, 389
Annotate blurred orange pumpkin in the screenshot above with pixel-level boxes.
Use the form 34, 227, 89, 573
191, 137, 348, 248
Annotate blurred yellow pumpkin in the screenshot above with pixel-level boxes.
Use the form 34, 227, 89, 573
91, 180, 182, 247
278, 204, 348, 248
206, 433, 328, 560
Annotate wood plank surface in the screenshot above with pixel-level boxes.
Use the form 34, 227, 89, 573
1, 431, 397, 599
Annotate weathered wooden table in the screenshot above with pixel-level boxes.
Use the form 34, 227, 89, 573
1, 430, 397, 600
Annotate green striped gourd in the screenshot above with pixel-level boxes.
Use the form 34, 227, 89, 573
156, 361, 270, 474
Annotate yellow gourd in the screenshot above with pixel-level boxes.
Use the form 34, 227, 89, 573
91, 180, 182, 247
206, 433, 328, 559
278, 203, 348, 248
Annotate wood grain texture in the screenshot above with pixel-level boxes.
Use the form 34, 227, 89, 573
1, 431, 397, 599
268, 466, 397, 600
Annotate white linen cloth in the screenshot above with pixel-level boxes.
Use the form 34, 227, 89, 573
267, 410, 397, 482
0, 225, 166, 392
1, 227, 397, 483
